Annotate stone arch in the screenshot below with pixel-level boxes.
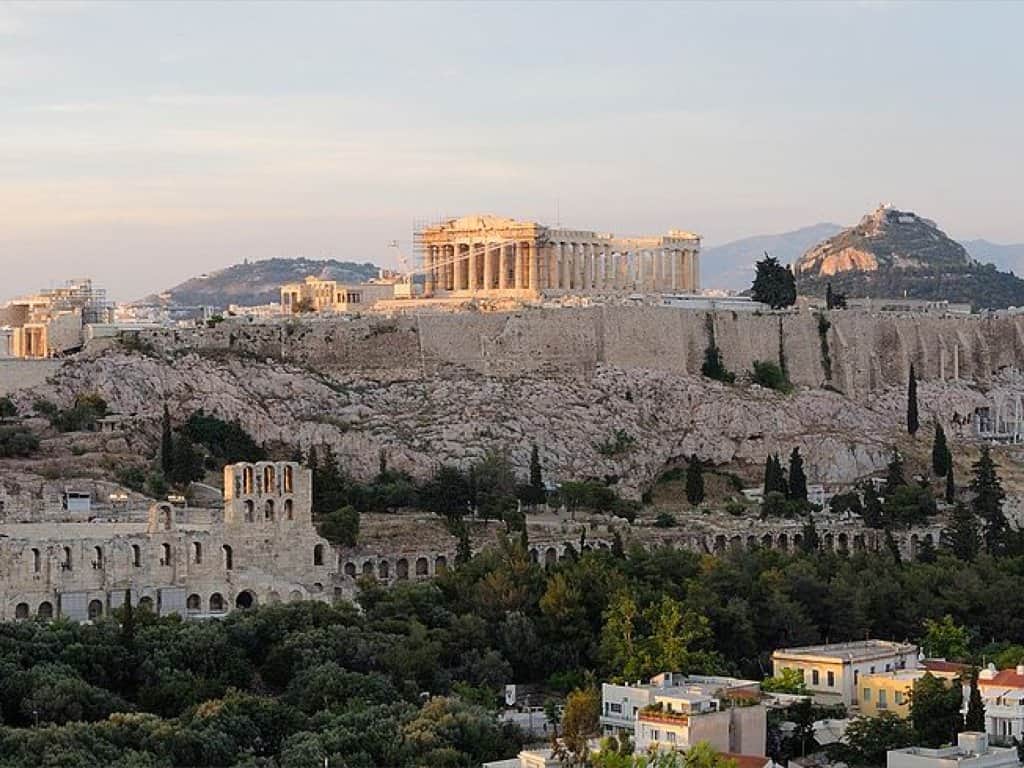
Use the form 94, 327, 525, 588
760, 533, 773, 549
186, 593, 201, 612
909, 533, 919, 558
378, 560, 390, 579
62, 545, 73, 570
161, 542, 172, 565
38, 601, 53, 619
312, 582, 323, 593
283, 465, 294, 493
837, 532, 849, 552
15, 602, 29, 620
415, 556, 429, 577
747, 535, 758, 550
529, 548, 539, 564
235, 590, 256, 609
244, 500, 254, 522
544, 547, 557, 567
924, 532, 934, 547
396, 558, 409, 580
222, 544, 233, 570
777, 534, 789, 552
824, 532, 834, 551
853, 534, 866, 552
131, 544, 141, 567
243, 466, 254, 495
435, 555, 447, 574
138, 596, 154, 612
264, 499, 275, 521
263, 465, 276, 493
289, 589, 302, 602
793, 533, 804, 550
209, 593, 225, 612
88, 599, 103, 620
714, 535, 727, 553
344, 561, 357, 578
284, 499, 293, 520
313, 544, 324, 566
729, 535, 742, 551
158, 504, 173, 530
362, 560, 374, 577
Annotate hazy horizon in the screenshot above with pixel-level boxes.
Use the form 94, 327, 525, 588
2, 1, 1022, 302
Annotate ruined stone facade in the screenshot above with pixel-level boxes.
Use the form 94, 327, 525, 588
419, 215, 700, 297
0, 461, 340, 621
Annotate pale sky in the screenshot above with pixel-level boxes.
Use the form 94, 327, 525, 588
1, 1, 1022, 301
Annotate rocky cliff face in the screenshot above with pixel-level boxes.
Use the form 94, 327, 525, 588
795, 206, 1024, 310
13, 348, 1014, 499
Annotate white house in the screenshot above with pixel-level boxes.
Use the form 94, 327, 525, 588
970, 664, 1024, 745
888, 732, 1019, 768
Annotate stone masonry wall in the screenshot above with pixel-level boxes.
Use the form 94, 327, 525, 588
124, 308, 1024, 400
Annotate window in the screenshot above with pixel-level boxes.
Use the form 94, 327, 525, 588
666, 732, 676, 743
812, 670, 820, 685
283, 466, 293, 493
652, 730, 660, 742
193, 542, 202, 564
609, 703, 622, 714
31, 548, 40, 574
313, 544, 324, 566
222, 544, 233, 570
855, 670, 860, 685
895, 691, 904, 705
827, 671, 835, 688
878, 690, 888, 709
131, 544, 141, 567
93, 546, 103, 569
160, 543, 172, 566
62, 546, 72, 570
863, 688, 872, 702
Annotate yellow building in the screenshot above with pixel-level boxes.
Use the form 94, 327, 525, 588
861, 669, 962, 719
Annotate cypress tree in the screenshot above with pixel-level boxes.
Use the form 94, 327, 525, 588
788, 448, 808, 502
160, 404, 174, 474
885, 450, 906, 494
884, 528, 903, 565
945, 461, 956, 503
907, 364, 920, 435
932, 423, 951, 476
455, 521, 472, 565
763, 454, 788, 496
965, 669, 986, 732
685, 454, 705, 505
862, 484, 884, 529
941, 502, 980, 562
971, 446, 1008, 555
527, 444, 546, 506
800, 515, 820, 553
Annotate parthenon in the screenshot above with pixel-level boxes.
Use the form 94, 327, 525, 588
419, 215, 701, 297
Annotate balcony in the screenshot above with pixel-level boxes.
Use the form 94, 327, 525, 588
638, 705, 690, 727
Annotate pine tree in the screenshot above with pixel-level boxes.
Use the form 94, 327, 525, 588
971, 446, 1008, 555
942, 502, 980, 561
788, 448, 808, 502
751, 253, 797, 309
907, 365, 920, 435
945, 460, 956, 503
160, 404, 174, 474
685, 454, 705, 505
885, 450, 906, 494
932, 423, 951, 476
965, 669, 986, 732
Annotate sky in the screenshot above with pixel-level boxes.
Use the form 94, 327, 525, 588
1, 1, 1023, 302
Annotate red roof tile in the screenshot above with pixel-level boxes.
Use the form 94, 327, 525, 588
922, 660, 971, 674
979, 670, 1024, 689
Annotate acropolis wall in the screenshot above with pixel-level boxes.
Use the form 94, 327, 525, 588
122, 307, 1024, 401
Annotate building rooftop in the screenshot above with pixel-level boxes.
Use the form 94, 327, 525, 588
773, 639, 918, 663
978, 667, 1024, 689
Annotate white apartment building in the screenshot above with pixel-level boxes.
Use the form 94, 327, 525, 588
888, 732, 1019, 768
771, 640, 919, 707
602, 673, 766, 757
970, 665, 1024, 745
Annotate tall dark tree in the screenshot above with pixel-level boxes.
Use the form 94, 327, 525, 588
965, 669, 986, 732
970, 446, 1008, 555
800, 515, 820, 553
932, 423, 951, 476
862, 484, 884, 528
160, 403, 174, 474
942, 502, 980, 562
885, 450, 906, 495
685, 454, 705, 505
763, 453, 788, 496
788, 448, 808, 502
751, 253, 797, 309
529, 445, 544, 494
168, 434, 203, 487
907, 365, 920, 435
825, 282, 847, 310
945, 461, 956, 503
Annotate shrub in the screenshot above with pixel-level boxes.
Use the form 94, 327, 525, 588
0, 426, 40, 457
596, 430, 636, 456
751, 360, 792, 393
653, 512, 677, 528
317, 505, 360, 547
0, 396, 16, 418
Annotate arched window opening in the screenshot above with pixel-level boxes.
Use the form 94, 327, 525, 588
264, 499, 275, 521
87, 599, 103, 620
243, 466, 254, 495
284, 499, 293, 520
222, 544, 233, 570
186, 593, 201, 612
31, 548, 40, 574
263, 466, 275, 493
93, 546, 103, 569
193, 541, 202, 564
160, 543, 172, 566
415, 557, 429, 577
378, 560, 389, 579
138, 596, 154, 612
344, 561, 356, 578
62, 546, 72, 570
243, 500, 254, 522
395, 559, 409, 580
209, 593, 225, 612
313, 544, 324, 566
38, 601, 53, 619
235, 590, 256, 609
131, 544, 141, 567
15, 602, 29, 620
283, 465, 294, 493
435, 555, 447, 574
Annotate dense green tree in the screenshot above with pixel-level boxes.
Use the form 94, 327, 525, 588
763, 454, 787, 496
685, 455, 705, 505
310, 444, 347, 517
751, 253, 797, 309
909, 672, 962, 748
970, 446, 1008, 555
965, 669, 986, 732
751, 360, 792, 393
839, 713, 915, 766
317, 505, 360, 547
922, 615, 970, 661
800, 516, 820, 553
557, 687, 602, 766
788, 448, 808, 502
0, 426, 39, 458
907, 365, 920, 435
0, 396, 16, 419
942, 503, 980, 561
520, 444, 547, 507
168, 434, 204, 487
862, 484, 884, 529
825, 283, 847, 310
885, 451, 906, 495
421, 465, 472, 521
932, 423, 951, 476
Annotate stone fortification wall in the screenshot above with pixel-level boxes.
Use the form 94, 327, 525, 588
0, 359, 61, 396
125, 308, 1024, 400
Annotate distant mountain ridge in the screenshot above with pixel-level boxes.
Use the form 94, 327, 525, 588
138, 257, 380, 308
793, 205, 1024, 310
702, 223, 842, 290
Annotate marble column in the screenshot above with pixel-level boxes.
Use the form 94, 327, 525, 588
559, 243, 569, 290
513, 242, 523, 289
467, 243, 478, 291
483, 242, 494, 290
453, 243, 466, 291
529, 242, 539, 293
498, 244, 509, 290
670, 249, 678, 291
